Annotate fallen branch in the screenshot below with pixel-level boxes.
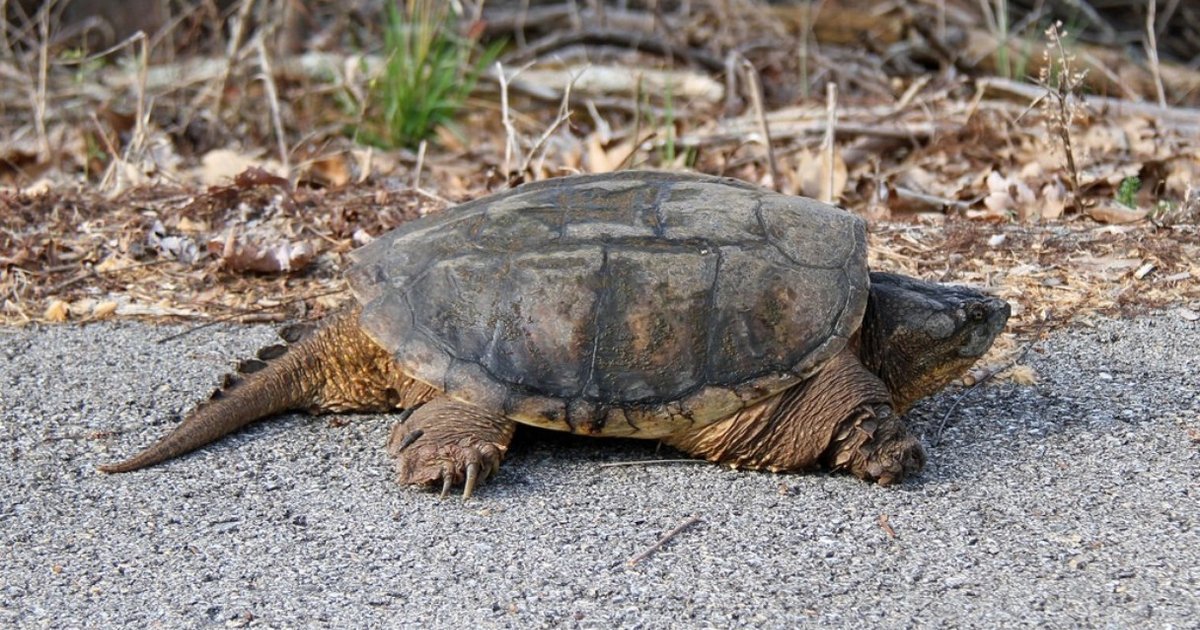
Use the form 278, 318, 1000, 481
503, 28, 725, 74
932, 313, 1052, 446
481, 5, 657, 39
978, 77, 1200, 131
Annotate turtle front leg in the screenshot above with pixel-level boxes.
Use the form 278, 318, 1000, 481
822, 404, 926, 486
387, 397, 516, 499
663, 348, 926, 485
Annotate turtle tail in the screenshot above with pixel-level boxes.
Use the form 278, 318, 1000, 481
97, 319, 328, 474
100, 308, 437, 474
98, 303, 432, 474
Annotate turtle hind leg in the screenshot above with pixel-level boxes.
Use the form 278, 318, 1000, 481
387, 397, 516, 500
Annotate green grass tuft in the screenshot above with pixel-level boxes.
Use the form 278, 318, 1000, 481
362, 0, 502, 149
1116, 176, 1141, 209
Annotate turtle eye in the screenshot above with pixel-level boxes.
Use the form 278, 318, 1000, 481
966, 303, 987, 322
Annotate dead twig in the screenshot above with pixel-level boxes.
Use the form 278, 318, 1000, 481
412, 140, 427, 190
91, 30, 148, 196
1145, 0, 1167, 110
932, 313, 1053, 446
892, 186, 971, 213
626, 515, 702, 566
676, 120, 940, 150
210, 0, 256, 116
739, 56, 779, 191
616, 74, 647, 171
481, 4, 656, 39
978, 77, 1200, 129
907, 14, 974, 76
518, 66, 577, 176
615, 128, 658, 172
505, 28, 725, 74
1039, 23, 1085, 216
156, 287, 347, 344
32, 2, 51, 161
255, 36, 290, 177
495, 61, 520, 177
42, 259, 170, 295
821, 81, 838, 203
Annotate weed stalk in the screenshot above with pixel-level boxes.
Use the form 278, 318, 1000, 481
1038, 22, 1086, 216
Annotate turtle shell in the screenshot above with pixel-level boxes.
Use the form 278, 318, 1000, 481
347, 171, 867, 438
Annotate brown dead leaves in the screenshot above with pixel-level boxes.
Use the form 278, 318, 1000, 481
0, 164, 444, 323
207, 234, 315, 275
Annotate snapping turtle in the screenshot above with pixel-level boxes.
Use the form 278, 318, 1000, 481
101, 171, 1009, 497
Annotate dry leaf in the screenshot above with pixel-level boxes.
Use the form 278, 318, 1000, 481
794, 148, 847, 201
585, 133, 614, 173
147, 221, 200, 263
1008, 365, 1038, 385
1087, 203, 1149, 224
44, 300, 69, 322
207, 237, 315, 274
1176, 308, 1200, 322
309, 154, 352, 187
1118, 116, 1160, 156
553, 132, 584, 171
593, 138, 637, 174
92, 301, 118, 319
982, 171, 1036, 220
878, 514, 897, 539
1038, 182, 1066, 220
69, 299, 96, 318
94, 257, 125, 273
176, 216, 209, 233
200, 149, 264, 185
18, 179, 54, 197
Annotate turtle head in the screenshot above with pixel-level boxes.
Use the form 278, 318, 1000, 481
860, 272, 1010, 413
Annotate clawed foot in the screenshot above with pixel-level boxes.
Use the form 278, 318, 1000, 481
385, 398, 515, 500
825, 406, 926, 485
388, 428, 504, 499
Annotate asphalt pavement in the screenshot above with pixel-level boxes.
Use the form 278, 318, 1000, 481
1, 312, 1197, 628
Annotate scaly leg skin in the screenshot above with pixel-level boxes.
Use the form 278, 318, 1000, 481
823, 404, 926, 486
663, 348, 926, 485
387, 397, 516, 500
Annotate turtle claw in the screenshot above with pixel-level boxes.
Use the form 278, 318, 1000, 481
826, 406, 926, 485
386, 398, 514, 500
463, 462, 480, 500
393, 440, 504, 500
393, 429, 423, 452
865, 434, 926, 486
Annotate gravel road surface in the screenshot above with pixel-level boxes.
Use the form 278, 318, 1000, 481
2, 313, 1197, 628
